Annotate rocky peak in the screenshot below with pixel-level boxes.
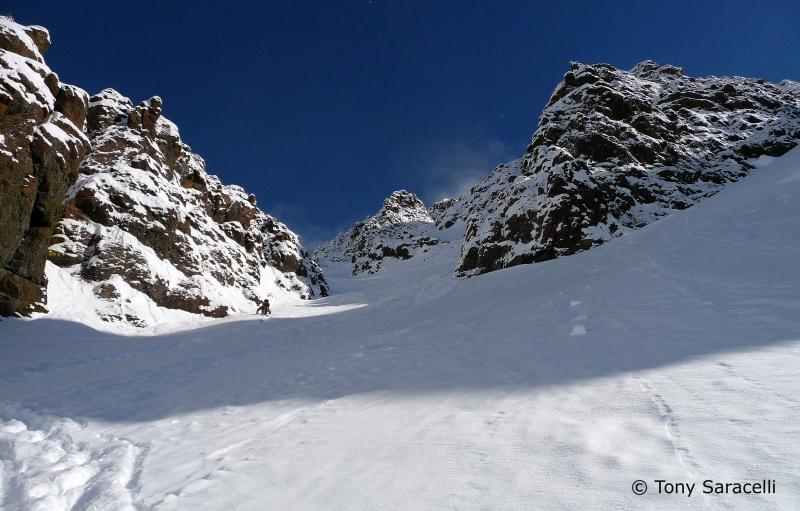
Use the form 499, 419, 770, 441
126, 96, 162, 131
445, 60, 800, 276
321, 61, 800, 281
0, 18, 49, 63
629, 60, 686, 80
86, 88, 134, 133
314, 190, 439, 275
370, 190, 433, 227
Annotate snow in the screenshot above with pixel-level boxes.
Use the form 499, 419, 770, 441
0, 19, 46, 63
0, 44, 54, 111
748, 155, 775, 168
37, 261, 344, 336
2, 147, 800, 509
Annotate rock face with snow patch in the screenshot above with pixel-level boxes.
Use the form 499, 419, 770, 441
0, 17, 90, 316
48, 89, 327, 323
314, 190, 439, 274
440, 61, 800, 276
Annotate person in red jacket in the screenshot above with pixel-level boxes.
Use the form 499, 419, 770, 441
256, 298, 271, 316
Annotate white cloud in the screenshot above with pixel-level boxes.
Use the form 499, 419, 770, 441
420, 139, 518, 205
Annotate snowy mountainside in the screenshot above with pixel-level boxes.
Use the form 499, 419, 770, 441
0, 17, 90, 316
314, 190, 442, 274
446, 60, 800, 276
47, 88, 327, 327
323, 61, 800, 278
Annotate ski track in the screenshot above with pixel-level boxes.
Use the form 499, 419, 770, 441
1, 149, 800, 508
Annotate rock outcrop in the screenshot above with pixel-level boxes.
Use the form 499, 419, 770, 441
442, 61, 800, 276
0, 17, 90, 316
314, 190, 439, 274
48, 88, 327, 324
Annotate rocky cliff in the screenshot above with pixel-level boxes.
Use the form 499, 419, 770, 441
0, 17, 90, 316
47, 88, 327, 325
0, 16, 326, 323
446, 61, 800, 276
320, 61, 800, 278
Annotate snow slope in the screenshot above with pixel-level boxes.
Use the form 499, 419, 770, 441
1, 147, 800, 509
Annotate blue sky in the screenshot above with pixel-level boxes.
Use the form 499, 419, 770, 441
9, 1, 800, 248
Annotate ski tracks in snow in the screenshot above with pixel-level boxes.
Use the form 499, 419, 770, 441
635, 378, 699, 477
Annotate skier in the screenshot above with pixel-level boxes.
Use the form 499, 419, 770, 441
256, 298, 271, 316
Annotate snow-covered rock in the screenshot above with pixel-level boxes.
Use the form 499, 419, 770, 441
0, 16, 327, 325
47, 89, 327, 326
0, 16, 90, 316
314, 190, 440, 274
443, 61, 800, 276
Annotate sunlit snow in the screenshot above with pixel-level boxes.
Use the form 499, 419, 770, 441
2, 148, 800, 509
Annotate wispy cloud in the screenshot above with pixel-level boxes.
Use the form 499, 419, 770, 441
265, 139, 522, 250
419, 139, 518, 205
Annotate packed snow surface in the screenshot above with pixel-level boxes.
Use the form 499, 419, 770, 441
2, 148, 800, 509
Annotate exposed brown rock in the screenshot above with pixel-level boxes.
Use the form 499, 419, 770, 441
0, 21, 46, 62
95, 283, 119, 299
86, 89, 133, 134
0, 269, 47, 316
0, 18, 89, 316
126, 97, 162, 131
55, 85, 90, 128
22, 25, 50, 56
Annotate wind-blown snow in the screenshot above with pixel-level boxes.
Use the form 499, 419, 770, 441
2, 147, 800, 509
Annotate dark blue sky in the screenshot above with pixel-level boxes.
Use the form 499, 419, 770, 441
9, 1, 800, 248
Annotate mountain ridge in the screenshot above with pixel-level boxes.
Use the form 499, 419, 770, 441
317, 60, 800, 278
314, 190, 441, 275
4, 14, 800, 322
